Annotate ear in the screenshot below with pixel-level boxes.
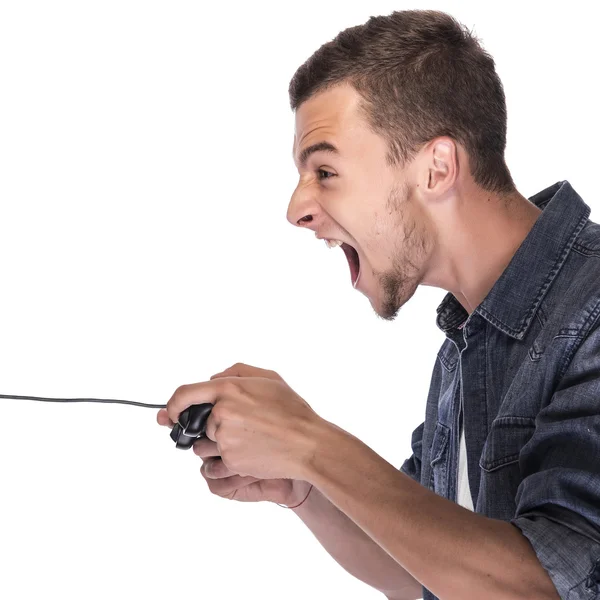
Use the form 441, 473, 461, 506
424, 137, 457, 194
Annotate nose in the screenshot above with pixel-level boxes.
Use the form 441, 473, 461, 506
286, 183, 321, 231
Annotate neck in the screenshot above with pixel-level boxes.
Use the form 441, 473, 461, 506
423, 184, 542, 315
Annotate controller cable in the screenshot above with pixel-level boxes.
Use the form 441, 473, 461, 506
0, 394, 313, 508
0, 393, 167, 409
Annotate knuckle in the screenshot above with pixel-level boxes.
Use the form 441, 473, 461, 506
205, 458, 221, 477
211, 404, 223, 422
272, 371, 285, 382
208, 461, 220, 478
220, 449, 232, 468
218, 379, 239, 396
172, 384, 188, 402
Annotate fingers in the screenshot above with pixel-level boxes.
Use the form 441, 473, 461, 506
200, 457, 237, 480
201, 470, 260, 498
192, 437, 219, 458
165, 381, 219, 423
159, 404, 243, 483
156, 408, 174, 428
166, 363, 283, 422
193, 439, 230, 480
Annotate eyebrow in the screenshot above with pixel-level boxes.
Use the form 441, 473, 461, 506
296, 141, 339, 169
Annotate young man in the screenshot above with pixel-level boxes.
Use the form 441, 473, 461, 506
158, 10, 599, 600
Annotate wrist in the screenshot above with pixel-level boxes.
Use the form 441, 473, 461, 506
297, 417, 354, 484
285, 479, 313, 508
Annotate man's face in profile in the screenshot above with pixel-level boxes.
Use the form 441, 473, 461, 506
288, 83, 431, 320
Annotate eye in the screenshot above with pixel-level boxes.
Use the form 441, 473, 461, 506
317, 169, 335, 181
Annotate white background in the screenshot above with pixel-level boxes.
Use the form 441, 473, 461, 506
0, 1, 597, 599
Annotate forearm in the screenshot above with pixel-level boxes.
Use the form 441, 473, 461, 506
301, 423, 559, 600
292, 482, 422, 599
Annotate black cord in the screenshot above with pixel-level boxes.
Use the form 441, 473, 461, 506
0, 393, 167, 409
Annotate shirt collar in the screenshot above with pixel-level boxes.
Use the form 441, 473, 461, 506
436, 181, 591, 340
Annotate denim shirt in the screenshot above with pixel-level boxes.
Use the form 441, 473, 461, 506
401, 181, 600, 600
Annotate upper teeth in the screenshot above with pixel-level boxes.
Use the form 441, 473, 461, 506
324, 239, 343, 248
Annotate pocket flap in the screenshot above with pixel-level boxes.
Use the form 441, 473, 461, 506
479, 416, 536, 472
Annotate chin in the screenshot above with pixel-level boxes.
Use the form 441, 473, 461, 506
371, 284, 415, 321
369, 294, 402, 321
377, 304, 402, 321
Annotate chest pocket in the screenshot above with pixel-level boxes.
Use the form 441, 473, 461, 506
430, 422, 451, 498
478, 416, 536, 518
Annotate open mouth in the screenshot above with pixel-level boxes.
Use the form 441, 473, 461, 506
321, 237, 362, 288
341, 242, 361, 287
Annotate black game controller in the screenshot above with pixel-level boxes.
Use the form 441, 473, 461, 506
170, 403, 213, 449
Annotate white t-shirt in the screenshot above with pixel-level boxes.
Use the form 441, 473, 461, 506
456, 320, 474, 511
457, 422, 474, 511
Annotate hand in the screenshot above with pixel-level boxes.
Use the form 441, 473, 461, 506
161, 363, 323, 481
194, 436, 313, 506
157, 363, 317, 506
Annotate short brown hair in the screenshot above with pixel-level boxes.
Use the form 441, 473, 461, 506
289, 10, 515, 194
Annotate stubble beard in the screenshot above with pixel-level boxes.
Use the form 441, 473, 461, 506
374, 183, 426, 321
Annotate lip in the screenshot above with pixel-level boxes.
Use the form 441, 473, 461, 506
315, 233, 357, 252
349, 246, 366, 294
353, 261, 365, 294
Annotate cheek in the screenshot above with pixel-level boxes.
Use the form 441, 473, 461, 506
362, 210, 396, 258
326, 189, 363, 237
330, 181, 395, 257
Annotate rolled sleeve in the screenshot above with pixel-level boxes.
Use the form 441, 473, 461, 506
400, 421, 424, 484
511, 324, 600, 598
513, 509, 600, 598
